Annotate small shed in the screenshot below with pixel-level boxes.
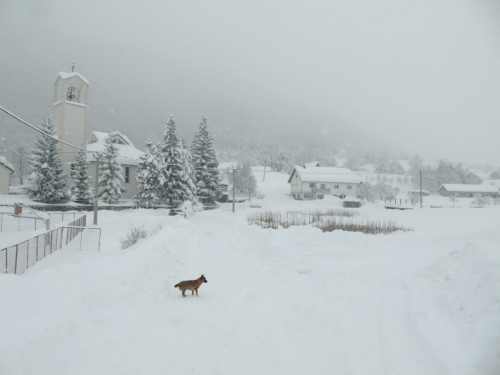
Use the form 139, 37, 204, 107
343, 195, 361, 208
0, 156, 15, 195
218, 179, 229, 202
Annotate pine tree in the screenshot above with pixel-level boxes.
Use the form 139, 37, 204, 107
159, 116, 194, 205
179, 135, 197, 201
24, 112, 67, 202
135, 140, 162, 207
98, 135, 123, 203
70, 143, 94, 204
190, 116, 220, 204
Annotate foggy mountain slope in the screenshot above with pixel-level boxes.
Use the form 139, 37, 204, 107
0, 33, 386, 160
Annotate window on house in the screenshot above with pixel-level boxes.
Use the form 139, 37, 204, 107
347, 185, 352, 189
111, 135, 128, 145
309, 183, 315, 188
334, 185, 339, 189
320, 184, 326, 189
125, 166, 130, 183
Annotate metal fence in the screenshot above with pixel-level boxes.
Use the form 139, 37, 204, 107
0, 215, 101, 275
0, 211, 81, 232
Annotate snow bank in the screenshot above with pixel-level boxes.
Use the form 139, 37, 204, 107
0, 170, 499, 374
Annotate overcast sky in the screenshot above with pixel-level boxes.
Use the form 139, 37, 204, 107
1, 0, 500, 164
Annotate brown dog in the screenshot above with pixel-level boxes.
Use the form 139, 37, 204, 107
174, 274, 208, 297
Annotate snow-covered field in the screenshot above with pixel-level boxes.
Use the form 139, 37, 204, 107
1, 170, 499, 374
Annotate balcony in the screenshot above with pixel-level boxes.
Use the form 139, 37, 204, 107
311, 187, 331, 194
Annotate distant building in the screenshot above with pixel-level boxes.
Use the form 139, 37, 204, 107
0, 156, 15, 195
482, 179, 500, 189
288, 165, 362, 200
303, 161, 321, 168
86, 131, 144, 199
438, 184, 499, 198
465, 172, 490, 185
218, 179, 229, 202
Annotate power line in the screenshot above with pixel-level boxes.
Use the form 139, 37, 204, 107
0, 105, 141, 162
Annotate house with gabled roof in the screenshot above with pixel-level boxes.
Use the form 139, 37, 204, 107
288, 165, 362, 200
86, 131, 145, 199
438, 184, 499, 198
0, 156, 15, 195
465, 172, 490, 185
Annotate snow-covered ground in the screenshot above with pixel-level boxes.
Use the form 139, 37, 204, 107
0, 170, 499, 374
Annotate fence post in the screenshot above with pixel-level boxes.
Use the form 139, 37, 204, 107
26, 241, 29, 269
98, 229, 102, 252
79, 228, 84, 250
14, 245, 18, 274
5, 249, 7, 274
50, 231, 54, 254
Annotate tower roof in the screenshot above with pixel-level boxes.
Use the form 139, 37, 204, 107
54, 72, 89, 86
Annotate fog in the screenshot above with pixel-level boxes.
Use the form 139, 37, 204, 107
1, 0, 500, 164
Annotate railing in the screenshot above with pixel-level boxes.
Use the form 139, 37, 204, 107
311, 187, 332, 193
0, 211, 81, 232
0, 215, 101, 275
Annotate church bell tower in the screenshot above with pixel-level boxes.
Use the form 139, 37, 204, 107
52, 65, 89, 176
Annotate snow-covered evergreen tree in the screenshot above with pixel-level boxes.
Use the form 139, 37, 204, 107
179, 135, 197, 201
159, 116, 194, 205
98, 136, 123, 204
190, 116, 220, 204
70, 143, 93, 204
135, 140, 162, 207
24, 112, 67, 202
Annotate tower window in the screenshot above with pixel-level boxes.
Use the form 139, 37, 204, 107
125, 167, 130, 183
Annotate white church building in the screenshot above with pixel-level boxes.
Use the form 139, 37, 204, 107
52, 71, 144, 200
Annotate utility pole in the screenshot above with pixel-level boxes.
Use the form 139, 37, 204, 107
263, 158, 267, 181
93, 157, 99, 224
420, 169, 423, 208
232, 167, 235, 213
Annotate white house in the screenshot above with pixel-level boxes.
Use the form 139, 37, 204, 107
288, 165, 362, 200
86, 131, 145, 199
465, 172, 490, 185
438, 184, 499, 198
0, 156, 15, 195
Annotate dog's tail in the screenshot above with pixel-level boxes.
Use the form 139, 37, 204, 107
174, 283, 179, 288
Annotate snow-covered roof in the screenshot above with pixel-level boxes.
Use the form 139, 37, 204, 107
481, 179, 500, 188
86, 131, 144, 166
439, 184, 499, 193
466, 172, 490, 181
0, 156, 15, 173
288, 166, 361, 184
54, 72, 89, 86
303, 161, 321, 168
343, 195, 361, 202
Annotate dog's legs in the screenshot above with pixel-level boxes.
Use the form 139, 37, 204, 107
195, 288, 198, 296
192, 290, 195, 295
182, 289, 186, 297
